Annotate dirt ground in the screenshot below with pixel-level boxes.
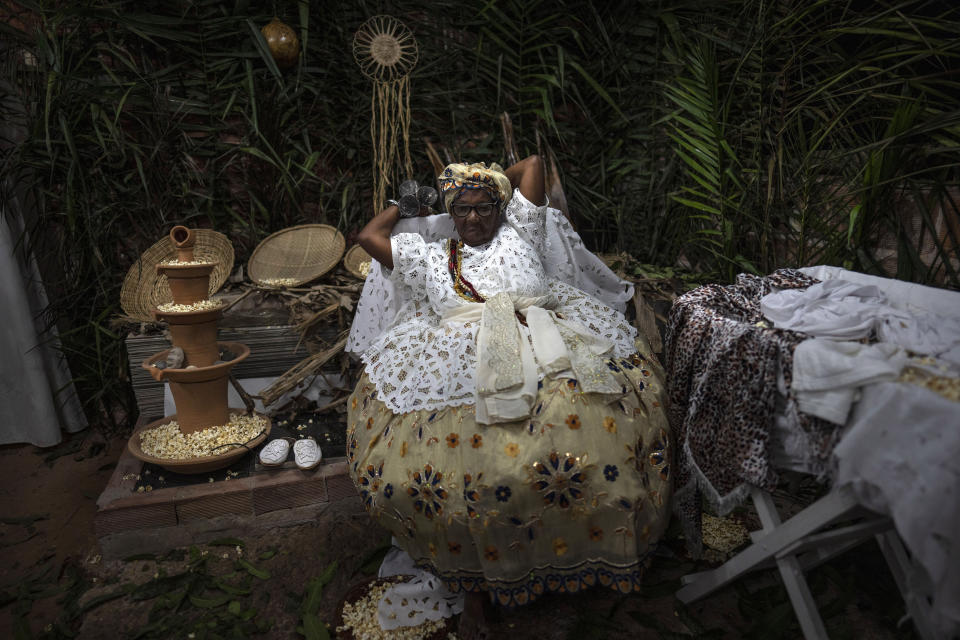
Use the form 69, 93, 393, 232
0, 430, 920, 640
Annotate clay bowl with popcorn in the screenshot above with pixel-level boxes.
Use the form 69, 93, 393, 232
128, 410, 271, 476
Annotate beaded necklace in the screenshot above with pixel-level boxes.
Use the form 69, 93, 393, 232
447, 239, 485, 303
447, 238, 530, 326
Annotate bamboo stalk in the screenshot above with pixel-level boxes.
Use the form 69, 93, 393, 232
256, 335, 348, 408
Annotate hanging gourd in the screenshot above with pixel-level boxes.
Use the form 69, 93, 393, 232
352, 15, 418, 213
261, 17, 300, 70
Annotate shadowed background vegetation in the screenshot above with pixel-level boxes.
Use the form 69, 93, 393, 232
1, 0, 958, 432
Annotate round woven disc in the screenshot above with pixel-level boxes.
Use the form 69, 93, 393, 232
352, 15, 418, 83
248, 224, 345, 287
343, 244, 373, 280
120, 229, 234, 322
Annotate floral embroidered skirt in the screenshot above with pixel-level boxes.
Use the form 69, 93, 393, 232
346, 343, 673, 607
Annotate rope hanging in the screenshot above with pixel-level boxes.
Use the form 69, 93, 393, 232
352, 15, 418, 213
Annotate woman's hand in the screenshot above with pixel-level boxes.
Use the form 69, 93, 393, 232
504, 154, 545, 206
357, 204, 401, 269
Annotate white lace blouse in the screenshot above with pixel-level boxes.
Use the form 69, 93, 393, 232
359, 190, 637, 415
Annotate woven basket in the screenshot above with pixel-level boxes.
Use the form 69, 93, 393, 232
248, 224, 345, 287
120, 229, 234, 322
343, 244, 373, 280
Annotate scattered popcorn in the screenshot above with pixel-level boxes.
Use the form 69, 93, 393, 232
139, 414, 267, 459
336, 581, 449, 639
156, 298, 223, 313
236, 545, 243, 558
701, 513, 749, 553
160, 259, 214, 266
899, 367, 960, 402
260, 277, 299, 287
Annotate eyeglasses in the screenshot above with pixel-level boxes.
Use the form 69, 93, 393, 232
450, 202, 498, 218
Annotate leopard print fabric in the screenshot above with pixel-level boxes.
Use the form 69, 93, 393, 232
664, 269, 841, 554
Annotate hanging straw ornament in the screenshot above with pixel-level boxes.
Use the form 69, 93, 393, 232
352, 15, 418, 213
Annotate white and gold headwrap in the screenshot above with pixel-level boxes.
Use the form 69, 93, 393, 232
437, 162, 512, 213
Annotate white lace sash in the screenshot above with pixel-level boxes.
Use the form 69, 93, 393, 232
441, 293, 620, 424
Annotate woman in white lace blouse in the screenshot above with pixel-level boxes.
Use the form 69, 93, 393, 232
349, 156, 672, 636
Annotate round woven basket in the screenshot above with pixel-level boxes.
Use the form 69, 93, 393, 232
343, 244, 373, 280
120, 229, 234, 322
248, 224, 345, 287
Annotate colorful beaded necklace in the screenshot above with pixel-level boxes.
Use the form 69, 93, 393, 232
447, 239, 485, 303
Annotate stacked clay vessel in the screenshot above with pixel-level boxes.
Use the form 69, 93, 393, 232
128, 225, 269, 473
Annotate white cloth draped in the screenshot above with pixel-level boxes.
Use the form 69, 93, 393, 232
1, 201, 87, 446
764, 271, 960, 366
833, 381, 960, 640
792, 340, 909, 425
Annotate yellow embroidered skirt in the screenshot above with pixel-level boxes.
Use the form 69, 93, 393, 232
346, 341, 672, 607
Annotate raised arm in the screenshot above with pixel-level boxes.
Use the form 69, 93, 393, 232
503, 154, 545, 206
357, 204, 402, 269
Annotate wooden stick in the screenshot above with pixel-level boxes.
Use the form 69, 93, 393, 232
295, 302, 339, 333
219, 288, 254, 314
500, 112, 519, 168
315, 394, 349, 414
424, 138, 445, 177
632, 289, 663, 353
257, 335, 348, 407
228, 373, 257, 415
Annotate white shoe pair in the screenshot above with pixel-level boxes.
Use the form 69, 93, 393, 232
258, 437, 322, 470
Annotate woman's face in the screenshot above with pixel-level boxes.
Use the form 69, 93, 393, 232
451, 189, 501, 246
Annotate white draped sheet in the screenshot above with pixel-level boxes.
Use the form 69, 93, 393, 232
0, 201, 87, 446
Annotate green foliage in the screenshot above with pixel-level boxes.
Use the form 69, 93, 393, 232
660, 0, 960, 281
0, 0, 957, 432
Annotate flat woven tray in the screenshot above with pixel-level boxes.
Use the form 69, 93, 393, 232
248, 224, 345, 287
120, 229, 234, 322
343, 244, 373, 280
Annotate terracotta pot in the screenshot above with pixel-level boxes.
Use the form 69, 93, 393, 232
142, 342, 249, 383
156, 263, 216, 305
170, 225, 195, 262
152, 306, 222, 367
168, 376, 231, 434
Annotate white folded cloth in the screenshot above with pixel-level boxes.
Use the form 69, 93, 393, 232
761, 280, 887, 340
762, 278, 960, 365
792, 339, 908, 424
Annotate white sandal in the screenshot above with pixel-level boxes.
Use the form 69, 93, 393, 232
259, 438, 291, 467
293, 438, 322, 470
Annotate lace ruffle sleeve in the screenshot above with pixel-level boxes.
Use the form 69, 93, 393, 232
504, 188, 548, 256
388, 232, 431, 296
